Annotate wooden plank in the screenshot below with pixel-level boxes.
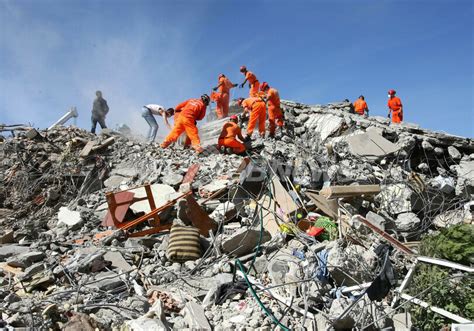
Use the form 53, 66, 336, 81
79, 141, 96, 158
306, 192, 338, 219
319, 185, 381, 199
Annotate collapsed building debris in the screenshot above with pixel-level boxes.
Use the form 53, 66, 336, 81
0, 99, 473, 330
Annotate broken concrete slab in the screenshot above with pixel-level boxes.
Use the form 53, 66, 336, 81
57, 207, 83, 229
376, 184, 421, 215
0, 245, 30, 261
221, 227, 271, 257
395, 212, 421, 233
183, 301, 212, 331
346, 130, 400, 159
304, 114, 344, 141
104, 251, 133, 272
7, 251, 45, 268
365, 211, 387, 231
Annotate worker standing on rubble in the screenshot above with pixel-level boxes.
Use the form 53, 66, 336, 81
260, 82, 284, 137
91, 90, 109, 134
387, 89, 403, 123
239, 66, 260, 97
212, 74, 238, 119
237, 96, 266, 138
353, 95, 369, 117
218, 115, 246, 154
160, 94, 210, 153
141, 105, 174, 142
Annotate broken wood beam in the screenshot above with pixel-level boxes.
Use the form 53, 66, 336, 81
319, 185, 381, 199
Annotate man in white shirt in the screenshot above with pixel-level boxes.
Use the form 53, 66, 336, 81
142, 104, 174, 142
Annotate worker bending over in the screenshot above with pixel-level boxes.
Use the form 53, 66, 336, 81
212, 74, 238, 119
260, 82, 284, 137
160, 94, 210, 153
353, 95, 369, 117
218, 115, 246, 155
237, 96, 266, 138
141, 104, 174, 142
239, 66, 260, 97
387, 89, 403, 123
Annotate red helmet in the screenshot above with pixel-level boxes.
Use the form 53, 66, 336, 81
260, 82, 269, 91
230, 115, 238, 120
239, 66, 247, 72
218, 73, 225, 79
237, 97, 245, 106
388, 89, 396, 95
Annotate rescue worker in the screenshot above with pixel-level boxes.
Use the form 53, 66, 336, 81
218, 115, 246, 155
260, 82, 284, 137
387, 89, 403, 123
91, 90, 109, 134
237, 96, 266, 138
239, 66, 260, 97
353, 95, 369, 117
141, 104, 174, 142
160, 94, 210, 153
212, 74, 238, 119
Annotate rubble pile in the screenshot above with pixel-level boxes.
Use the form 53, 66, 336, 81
1, 99, 473, 330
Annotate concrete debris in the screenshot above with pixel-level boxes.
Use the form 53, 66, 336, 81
0, 100, 473, 330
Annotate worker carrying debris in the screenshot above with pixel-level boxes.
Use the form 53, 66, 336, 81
141, 104, 174, 142
237, 96, 266, 138
90, 90, 109, 134
218, 115, 246, 155
353, 95, 369, 117
387, 89, 403, 123
239, 66, 260, 97
212, 74, 238, 119
160, 94, 210, 153
260, 82, 284, 137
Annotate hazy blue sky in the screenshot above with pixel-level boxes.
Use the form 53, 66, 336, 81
1, 0, 473, 137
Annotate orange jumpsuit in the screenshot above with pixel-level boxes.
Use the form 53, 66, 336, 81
266, 87, 284, 136
161, 99, 206, 152
353, 99, 368, 115
214, 77, 234, 118
387, 96, 403, 123
246, 71, 260, 97
242, 97, 266, 137
218, 121, 246, 154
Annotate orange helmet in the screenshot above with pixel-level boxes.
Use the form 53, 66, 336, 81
388, 89, 396, 95
239, 66, 247, 72
260, 82, 269, 91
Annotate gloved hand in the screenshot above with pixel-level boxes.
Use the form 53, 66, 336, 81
212, 87, 217, 91
239, 83, 245, 88
233, 84, 238, 88
387, 113, 391, 119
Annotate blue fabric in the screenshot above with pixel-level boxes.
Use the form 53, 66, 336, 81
314, 249, 329, 282
142, 107, 158, 141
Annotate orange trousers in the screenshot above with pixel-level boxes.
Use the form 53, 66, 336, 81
161, 116, 202, 152
249, 81, 260, 97
392, 110, 403, 123
268, 106, 284, 136
215, 92, 230, 119
247, 103, 266, 137
218, 138, 246, 154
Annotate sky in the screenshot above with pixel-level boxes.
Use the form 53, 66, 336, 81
0, 0, 473, 138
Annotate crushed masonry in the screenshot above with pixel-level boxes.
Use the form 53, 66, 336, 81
0, 99, 473, 330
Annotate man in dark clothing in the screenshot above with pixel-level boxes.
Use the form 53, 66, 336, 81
91, 90, 109, 134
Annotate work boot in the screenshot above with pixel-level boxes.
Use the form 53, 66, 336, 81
225, 147, 233, 154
